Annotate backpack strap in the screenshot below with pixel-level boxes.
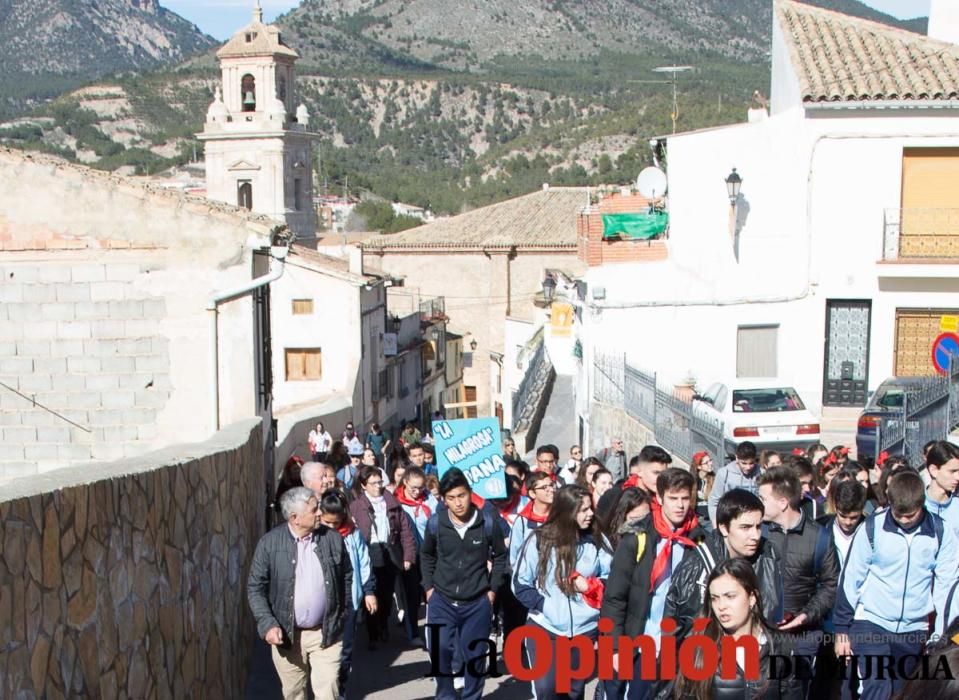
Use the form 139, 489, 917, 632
865, 513, 875, 555
813, 523, 831, 575
634, 531, 647, 563
932, 513, 945, 555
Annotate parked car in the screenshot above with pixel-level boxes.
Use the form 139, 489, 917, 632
693, 380, 821, 459
855, 377, 928, 464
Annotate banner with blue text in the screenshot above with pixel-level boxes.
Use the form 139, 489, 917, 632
432, 418, 507, 500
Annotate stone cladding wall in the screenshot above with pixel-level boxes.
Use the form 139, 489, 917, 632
0, 418, 263, 698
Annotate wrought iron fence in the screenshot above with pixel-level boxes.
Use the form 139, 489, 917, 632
876, 354, 959, 464
593, 351, 725, 466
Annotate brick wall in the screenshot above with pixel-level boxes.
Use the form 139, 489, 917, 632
0, 262, 170, 478
0, 418, 263, 698
576, 191, 669, 266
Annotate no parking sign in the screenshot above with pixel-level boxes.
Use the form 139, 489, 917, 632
931, 332, 959, 375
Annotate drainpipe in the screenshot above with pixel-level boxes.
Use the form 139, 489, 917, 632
207, 244, 289, 433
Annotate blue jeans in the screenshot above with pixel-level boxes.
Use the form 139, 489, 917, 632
338, 603, 358, 688
849, 620, 926, 700
426, 591, 492, 700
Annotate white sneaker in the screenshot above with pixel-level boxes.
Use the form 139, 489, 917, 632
453, 677, 465, 690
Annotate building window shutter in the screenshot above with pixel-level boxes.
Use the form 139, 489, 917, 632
736, 326, 778, 378
292, 299, 314, 315
285, 348, 322, 380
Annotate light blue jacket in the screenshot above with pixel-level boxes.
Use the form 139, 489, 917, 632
925, 493, 959, 537
344, 529, 375, 610
834, 508, 959, 636
512, 532, 613, 637
400, 493, 439, 547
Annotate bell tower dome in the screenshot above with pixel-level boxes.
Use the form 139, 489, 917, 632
198, 1, 317, 241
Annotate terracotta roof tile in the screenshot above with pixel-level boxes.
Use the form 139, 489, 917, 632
359, 187, 589, 250
775, 0, 959, 103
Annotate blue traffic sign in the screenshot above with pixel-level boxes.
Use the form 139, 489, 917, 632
931, 332, 959, 374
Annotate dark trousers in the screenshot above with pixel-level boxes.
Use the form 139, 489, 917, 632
368, 547, 398, 641
524, 621, 598, 700
426, 590, 491, 700
400, 562, 422, 640
496, 579, 528, 642
339, 602, 358, 688
782, 628, 822, 699
849, 620, 925, 700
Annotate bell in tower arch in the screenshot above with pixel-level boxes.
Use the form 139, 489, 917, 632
241, 74, 256, 112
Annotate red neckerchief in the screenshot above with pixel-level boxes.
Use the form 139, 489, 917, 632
394, 484, 431, 519
471, 493, 486, 509
518, 500, 549, 524
649, 498, 699, 589
337, 522, 354, 538
495, 490, 522, 518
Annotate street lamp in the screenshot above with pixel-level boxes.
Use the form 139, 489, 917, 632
542, 274, 556, 303
470, 339, 478, 352
725, 168, 742, 206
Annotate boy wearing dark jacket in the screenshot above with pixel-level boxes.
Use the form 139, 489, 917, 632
421, 468, 508, 700
665, 488, 783, 642
602, 468, 705, 700
758, 467, 839, 696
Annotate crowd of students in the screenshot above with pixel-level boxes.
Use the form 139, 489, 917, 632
256, 426, 959, 700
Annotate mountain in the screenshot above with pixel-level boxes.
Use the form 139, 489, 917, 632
0, 0, 930, 215
0, 0, 216, 118
277, 0, 927, 73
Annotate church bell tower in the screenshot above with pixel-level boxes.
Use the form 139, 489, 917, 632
198, 1, 317, 240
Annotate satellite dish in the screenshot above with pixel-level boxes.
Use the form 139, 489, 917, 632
636, 167, 668, 199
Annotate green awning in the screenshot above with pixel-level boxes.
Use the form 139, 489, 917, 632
602, 211, 668, 240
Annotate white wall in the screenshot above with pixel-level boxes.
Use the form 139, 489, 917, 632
270, 263, 361, 410
580, 107, 959, 414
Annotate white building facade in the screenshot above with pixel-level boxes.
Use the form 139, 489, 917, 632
575, 0, 959, 438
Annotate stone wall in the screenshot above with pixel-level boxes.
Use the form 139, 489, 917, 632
0, 262, 171, 476
587, 400, 662, 462
0, 418, 263, 698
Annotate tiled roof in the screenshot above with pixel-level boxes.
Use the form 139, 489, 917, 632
775, 0, 959, 103
288, 245, 368, 283
217, 18, 298, 60
359, 187, 589, 250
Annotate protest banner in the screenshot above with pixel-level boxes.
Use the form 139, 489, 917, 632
432, 417, 507, 499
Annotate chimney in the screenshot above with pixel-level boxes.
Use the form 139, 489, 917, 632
348, 246, 363, 276
929, 0, 959, 45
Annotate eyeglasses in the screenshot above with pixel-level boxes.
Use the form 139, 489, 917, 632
367, 480, 383, 486
534, 483, 556, 491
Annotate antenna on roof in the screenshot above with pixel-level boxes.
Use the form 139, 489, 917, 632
652, 65, 693, 134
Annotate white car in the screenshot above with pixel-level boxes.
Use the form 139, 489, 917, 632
693, 379, 821, 458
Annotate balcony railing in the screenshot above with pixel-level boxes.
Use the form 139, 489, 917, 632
883, 208, 959, 260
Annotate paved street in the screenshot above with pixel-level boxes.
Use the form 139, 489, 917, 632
525, 375, 576, 460
245, 618, 593, 699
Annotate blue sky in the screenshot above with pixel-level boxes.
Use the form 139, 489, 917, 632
164, 0, 933, 41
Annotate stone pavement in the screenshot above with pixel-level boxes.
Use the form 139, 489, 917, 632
245, 617, 598, 698
525, 374, 576, 460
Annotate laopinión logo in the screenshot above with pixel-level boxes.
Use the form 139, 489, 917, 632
424, 619, 958, 692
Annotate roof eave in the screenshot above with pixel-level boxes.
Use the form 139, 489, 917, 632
804, 99, 959, 111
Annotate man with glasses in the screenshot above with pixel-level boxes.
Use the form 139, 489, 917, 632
509, 471, 554, 567
707, 441, 760, 524
532, 444, 559, 477
559, 445, 583, 485
599, 437, 627, 482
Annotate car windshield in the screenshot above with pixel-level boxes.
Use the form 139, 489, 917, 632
876, 390, 905, 409
731, 388, 805, 412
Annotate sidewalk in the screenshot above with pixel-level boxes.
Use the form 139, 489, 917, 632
524, 374, 576, 460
